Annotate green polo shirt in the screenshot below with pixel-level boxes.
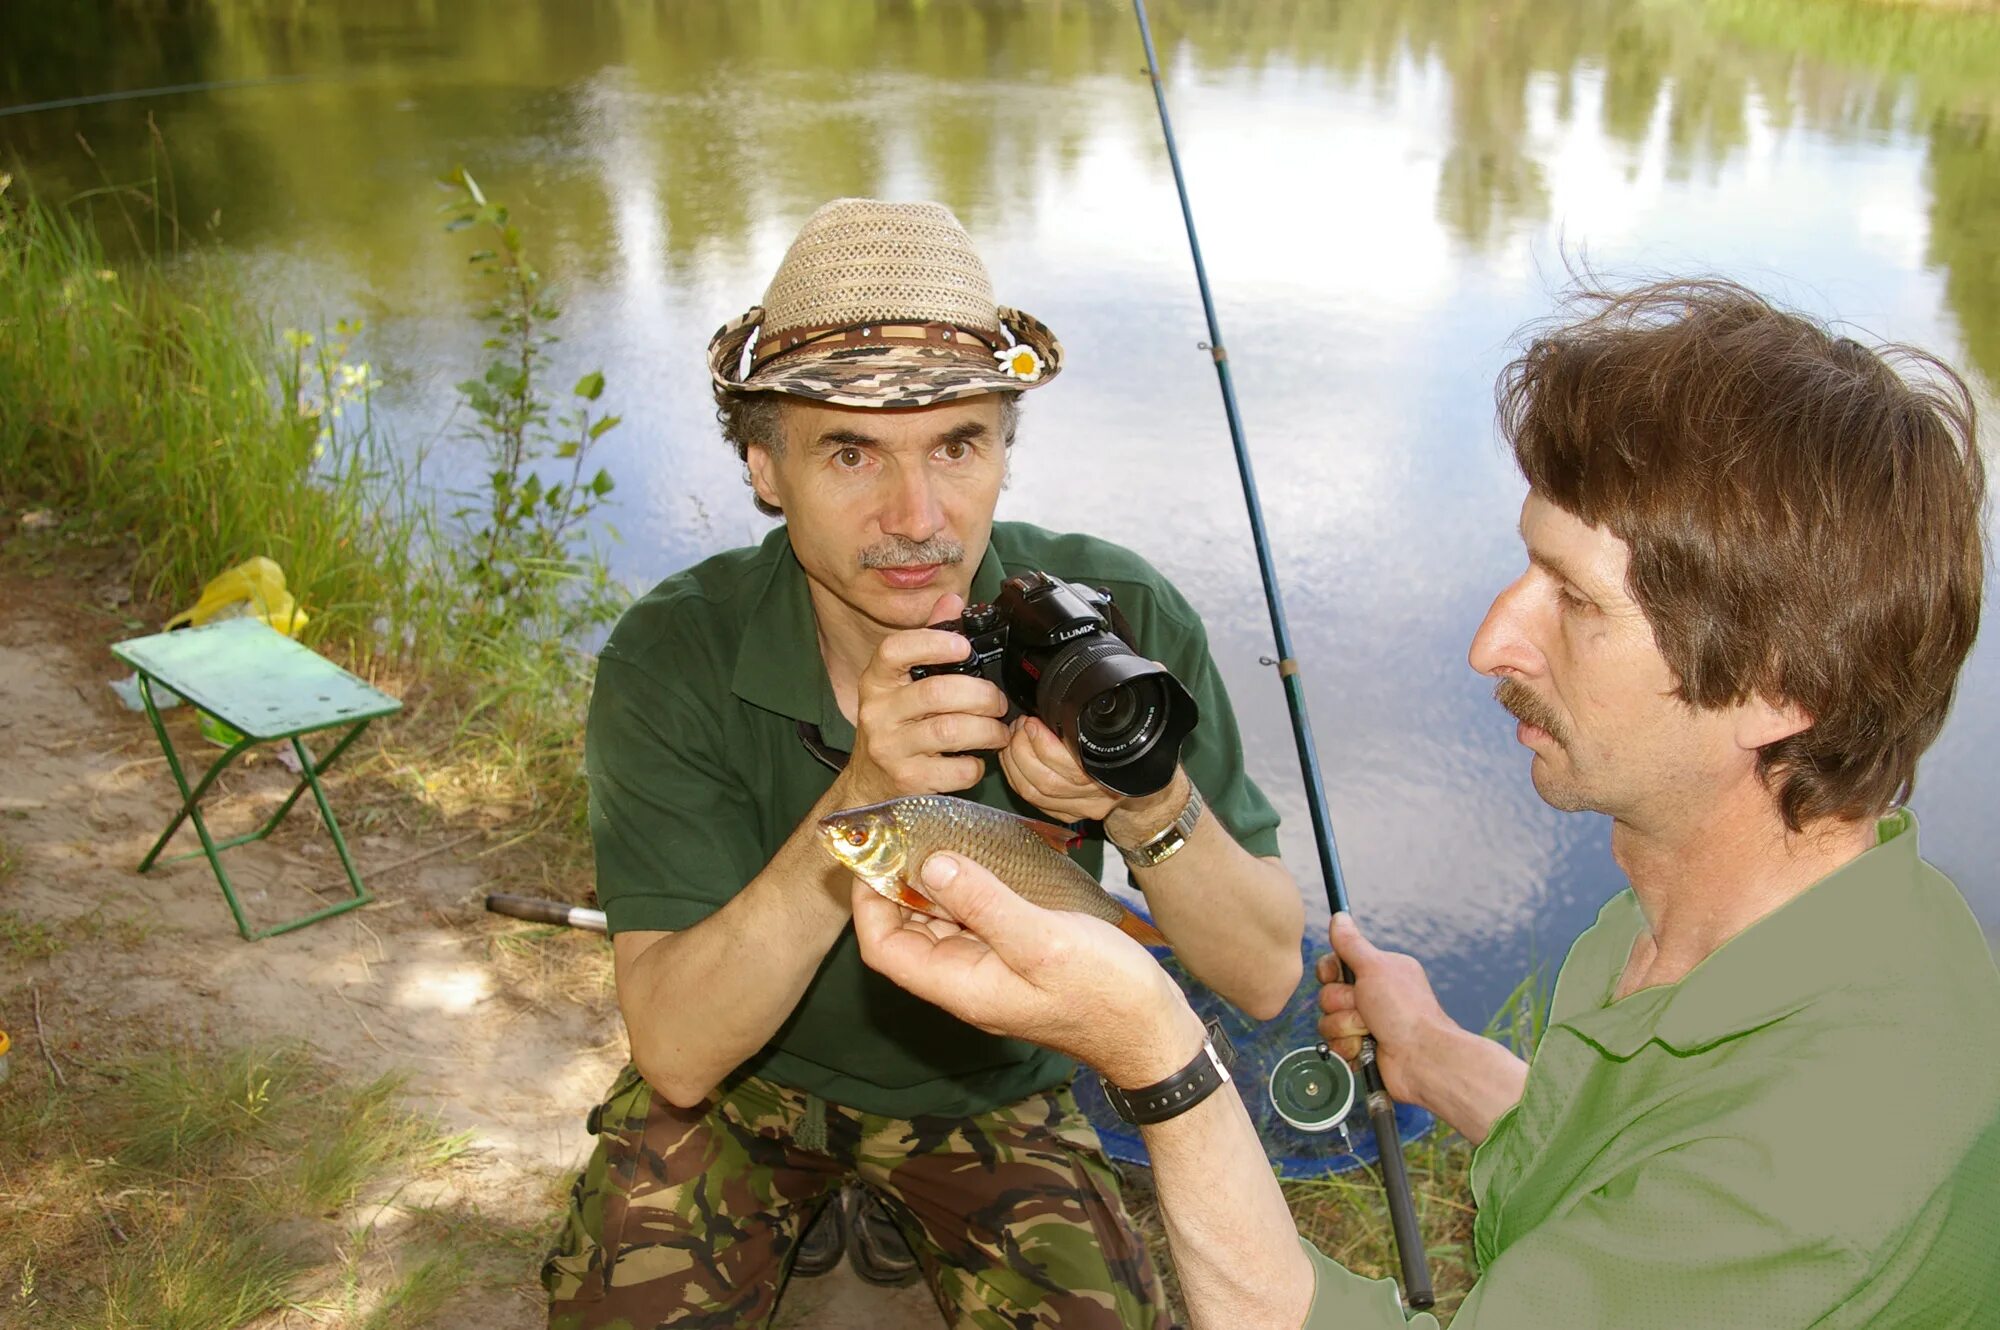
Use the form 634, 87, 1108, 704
1303, 810, 2000, 1328
587, 520, 1282, 1119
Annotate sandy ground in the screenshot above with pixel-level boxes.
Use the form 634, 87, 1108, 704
0, 565, 939, 1329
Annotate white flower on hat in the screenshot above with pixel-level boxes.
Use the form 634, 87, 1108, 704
993, 343, 1043, 383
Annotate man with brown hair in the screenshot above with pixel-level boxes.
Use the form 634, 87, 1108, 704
854, 280, 1999, 1328
543, 199, 1306, 1328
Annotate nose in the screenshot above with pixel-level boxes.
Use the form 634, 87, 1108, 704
1468, 570, 1542, 680
880, 458, 944, 544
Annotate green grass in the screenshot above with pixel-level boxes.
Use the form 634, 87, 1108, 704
1698, 0, 2000, 107
0, 172, 423, 668
0, 909, 64, 962
0, 1042, 515, 1329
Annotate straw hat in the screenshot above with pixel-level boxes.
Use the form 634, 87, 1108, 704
707, 198, 1063, 409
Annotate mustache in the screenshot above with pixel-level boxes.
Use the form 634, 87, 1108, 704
858, 535, 966, 570
1494, 679, 1568, 745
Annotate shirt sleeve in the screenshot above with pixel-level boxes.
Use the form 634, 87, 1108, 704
585, 654, 766, 936
1139, 585, 1283, 858
1300, 1240, 1443, 1329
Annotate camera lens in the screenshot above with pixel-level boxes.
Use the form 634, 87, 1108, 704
1076, 678, 1165, 762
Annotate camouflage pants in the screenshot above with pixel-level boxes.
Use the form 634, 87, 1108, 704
543, 1066, 1171, 1329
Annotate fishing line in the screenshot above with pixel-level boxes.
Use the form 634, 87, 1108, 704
1128, 0, 1435, 1308
0, 75, 314, 120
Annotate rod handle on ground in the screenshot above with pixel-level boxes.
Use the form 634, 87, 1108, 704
484, 893, 608, 933
1361, 1043, 1435, 1310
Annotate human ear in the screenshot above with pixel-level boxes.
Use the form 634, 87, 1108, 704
1737, 694, 1812, 751
746, 443, 783, 512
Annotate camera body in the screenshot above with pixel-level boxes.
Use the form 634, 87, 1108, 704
909, 571, 1197, 797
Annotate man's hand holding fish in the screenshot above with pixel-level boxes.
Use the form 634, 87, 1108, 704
849, 851, 1207, 1093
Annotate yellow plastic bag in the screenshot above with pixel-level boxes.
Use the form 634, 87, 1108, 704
165, 556, 310, 638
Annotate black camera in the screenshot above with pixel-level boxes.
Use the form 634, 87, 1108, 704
908, 571, 1198, 797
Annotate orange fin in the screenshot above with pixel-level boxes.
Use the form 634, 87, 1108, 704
1117, 910, 1169, 949
1016, 814, 1084, 853
894, 883, 945, 914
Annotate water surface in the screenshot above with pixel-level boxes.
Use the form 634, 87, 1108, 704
6, 0, 1996, 1031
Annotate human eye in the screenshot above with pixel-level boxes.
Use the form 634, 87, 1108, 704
937, 439, 970, 462
1557, 583, 1595, 614
833, 446, 867, 470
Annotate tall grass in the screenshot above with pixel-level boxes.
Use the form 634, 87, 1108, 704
0, 173, 423, 665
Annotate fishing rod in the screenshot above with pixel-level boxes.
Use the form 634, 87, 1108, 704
1128, 0, 1434, 1309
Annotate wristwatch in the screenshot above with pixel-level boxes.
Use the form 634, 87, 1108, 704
1114, 782, 1205, 872
1103, 1018, 1236, 1126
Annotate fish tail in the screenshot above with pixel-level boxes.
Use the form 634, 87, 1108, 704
1116, 910, 1169, 949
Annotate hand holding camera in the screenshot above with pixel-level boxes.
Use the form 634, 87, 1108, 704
840, 592, 1013, 807
909, 572, 1199, 801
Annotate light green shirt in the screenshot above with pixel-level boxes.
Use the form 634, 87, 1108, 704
1303, 811, 2000, 1328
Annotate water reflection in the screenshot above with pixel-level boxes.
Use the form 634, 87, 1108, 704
3, 0, 1994, 1030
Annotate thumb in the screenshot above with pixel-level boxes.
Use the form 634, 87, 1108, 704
927, 591, 966, 627
1329, 911, 1384, 973
921, 853, 1048, 958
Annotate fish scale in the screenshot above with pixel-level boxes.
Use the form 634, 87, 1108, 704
819, 794, 1168, 947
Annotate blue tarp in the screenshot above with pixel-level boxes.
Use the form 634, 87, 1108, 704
1076, 938, 1437, 1178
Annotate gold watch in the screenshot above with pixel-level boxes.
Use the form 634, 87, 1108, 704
1115, 783, 1205, 872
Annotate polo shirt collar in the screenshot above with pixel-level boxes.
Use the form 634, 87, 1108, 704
728, 525, 1008, 730
1555, 810, 1921, 1060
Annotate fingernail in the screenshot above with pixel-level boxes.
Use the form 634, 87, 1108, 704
923, 854, 959, 887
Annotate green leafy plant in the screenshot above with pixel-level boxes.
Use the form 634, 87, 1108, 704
438, 167, 620, 640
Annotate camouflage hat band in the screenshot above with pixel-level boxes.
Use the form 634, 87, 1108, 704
750, 319, 1005, 375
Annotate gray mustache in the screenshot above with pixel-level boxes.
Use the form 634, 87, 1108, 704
859, 537, 966, 570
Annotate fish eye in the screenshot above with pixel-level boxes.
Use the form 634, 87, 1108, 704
844, 826, 868, 847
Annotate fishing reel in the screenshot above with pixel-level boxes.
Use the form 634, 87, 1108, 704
1268, 1042, 1359, 1141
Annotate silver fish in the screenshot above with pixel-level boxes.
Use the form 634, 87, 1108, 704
819, 794, 1168, 947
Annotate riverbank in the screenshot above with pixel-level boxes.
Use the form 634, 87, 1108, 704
0, 540, 1484, 1324
0, 547, 970, 1328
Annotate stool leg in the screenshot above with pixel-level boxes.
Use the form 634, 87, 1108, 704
246, 729, 374, 941
235, 718, 373, 846
133, 675, 260, 939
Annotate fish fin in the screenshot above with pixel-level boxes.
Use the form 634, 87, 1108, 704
1015, 814, 1084, 853
1116, 909, 1170, 949
895, 883, 945, 915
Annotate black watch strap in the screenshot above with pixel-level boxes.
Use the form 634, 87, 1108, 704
1104, 1018, 1237, 1126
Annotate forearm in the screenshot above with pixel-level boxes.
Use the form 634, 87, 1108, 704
1121, 1007, 1316, 1330
616, 778, 862, 1107
1410, 1025, 1529, 1146
1113, 772, 1305, 1020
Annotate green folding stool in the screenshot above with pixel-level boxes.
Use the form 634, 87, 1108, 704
111, 618, 402, 941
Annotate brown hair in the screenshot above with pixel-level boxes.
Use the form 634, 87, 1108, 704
1499, 279, 1987, 830
715, 387, 1020, 517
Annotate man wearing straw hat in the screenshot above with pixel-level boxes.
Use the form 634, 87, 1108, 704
544, 199, 1307, 1328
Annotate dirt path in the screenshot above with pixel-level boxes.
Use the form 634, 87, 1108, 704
0, 567, 938, 1329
